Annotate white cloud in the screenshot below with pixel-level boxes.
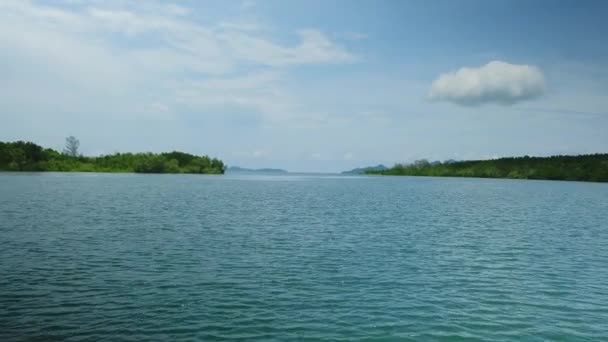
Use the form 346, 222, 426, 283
429, 61, 545, 106
219, 29, 355, 66
0, 1, 355, 76
165, 4, 189, 16
0, 0, 356, 125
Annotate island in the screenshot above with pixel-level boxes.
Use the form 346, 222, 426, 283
226, 166, 288, 173
341, 164, 388, 175
366, 154, 608, 182
0, 140, 225, 174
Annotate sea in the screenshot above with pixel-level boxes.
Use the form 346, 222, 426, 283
1, 172, 607, 341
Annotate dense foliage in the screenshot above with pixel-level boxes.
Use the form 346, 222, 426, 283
367, 154, 608, 182
0, 141, 225, 174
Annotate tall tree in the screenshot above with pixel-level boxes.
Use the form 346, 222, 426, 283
63, 136, 80, 157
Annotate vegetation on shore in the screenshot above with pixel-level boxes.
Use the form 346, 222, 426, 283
341, 164, 387, 175
366, 154, 608, 182
0, 139, 225, 174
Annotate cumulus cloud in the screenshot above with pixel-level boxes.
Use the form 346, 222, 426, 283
429, 61, 545, 106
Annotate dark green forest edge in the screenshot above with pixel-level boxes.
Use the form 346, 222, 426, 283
366, 155, 608, 182
0, 140, 225, 174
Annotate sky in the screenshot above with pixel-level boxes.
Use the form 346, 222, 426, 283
1, 0, 608, 172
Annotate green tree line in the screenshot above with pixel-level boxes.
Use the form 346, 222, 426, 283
367, 154, 608, 182
0, 140, 225, 174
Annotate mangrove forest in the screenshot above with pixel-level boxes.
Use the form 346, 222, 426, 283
367, 154, 608, 182
0, 140, 225, 174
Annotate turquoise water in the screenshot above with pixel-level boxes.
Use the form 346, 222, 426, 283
1, 172, 607, 341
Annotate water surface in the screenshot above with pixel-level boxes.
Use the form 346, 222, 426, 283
1, 172, 607, 341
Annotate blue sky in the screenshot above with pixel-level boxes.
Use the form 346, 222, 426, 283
1, 0, 607, 172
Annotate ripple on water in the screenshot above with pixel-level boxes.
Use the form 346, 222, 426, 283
1, 173, 608, 341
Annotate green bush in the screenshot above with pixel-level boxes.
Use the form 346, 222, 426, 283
0, 141, 225, 175
368, 154, 608, 182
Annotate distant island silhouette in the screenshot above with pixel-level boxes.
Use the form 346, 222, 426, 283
226, 166, 288, 173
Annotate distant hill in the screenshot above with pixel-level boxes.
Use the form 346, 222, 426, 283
227, 166, 288, 173
341, 164, 388, 175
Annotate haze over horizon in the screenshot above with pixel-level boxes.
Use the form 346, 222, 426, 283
2, 0, 608, 172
